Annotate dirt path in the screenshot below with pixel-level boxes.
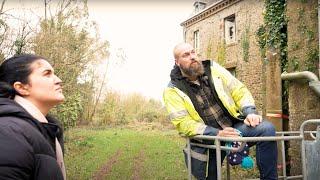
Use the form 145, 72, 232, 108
92, 149, 123, 180
132, 148, 146, 180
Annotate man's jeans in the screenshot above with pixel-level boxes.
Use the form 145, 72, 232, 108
207, 120, 278, 180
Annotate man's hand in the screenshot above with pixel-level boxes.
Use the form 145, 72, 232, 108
217, 127, 240, 137
244, 114, 262, 127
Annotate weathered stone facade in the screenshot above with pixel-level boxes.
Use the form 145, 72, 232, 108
181, 0, 320, 177
181, 0, 265, 114
286, 0, 320, 175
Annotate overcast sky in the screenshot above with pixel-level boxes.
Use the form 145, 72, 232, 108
88, 1, 194, 101
6, 0, 194, 101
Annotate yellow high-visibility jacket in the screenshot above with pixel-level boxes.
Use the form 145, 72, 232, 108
163, 60, 256, 136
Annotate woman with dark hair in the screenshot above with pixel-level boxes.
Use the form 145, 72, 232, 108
0, 54, 66, 179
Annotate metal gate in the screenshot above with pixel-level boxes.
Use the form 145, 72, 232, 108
185, 119, 320, 180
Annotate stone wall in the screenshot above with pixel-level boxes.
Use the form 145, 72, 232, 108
183, 0, 265, 114
183, 0, 320, 176
286, 0, 320, 175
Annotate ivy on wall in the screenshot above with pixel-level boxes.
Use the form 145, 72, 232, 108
296, 6, 319, 72
216, 41, 226, 66
256, 0, 319, 115
206, 39, 213, 59
257, 1, 318, 73
256, 0, 287, 72
255, 0, 288, 114
241, 21, 250, 62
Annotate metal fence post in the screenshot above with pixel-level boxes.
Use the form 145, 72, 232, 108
215, 139, 222, 180
281, 134, 287, 179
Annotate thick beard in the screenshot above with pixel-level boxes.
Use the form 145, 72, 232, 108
180, 61, 204, 79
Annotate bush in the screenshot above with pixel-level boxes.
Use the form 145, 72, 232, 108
95, 91, 167, 125
51, 92, 83, 129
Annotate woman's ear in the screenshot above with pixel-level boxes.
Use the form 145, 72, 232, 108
13, 82, 30, 96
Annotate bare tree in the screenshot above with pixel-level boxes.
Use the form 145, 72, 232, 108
0, 0, 6, 15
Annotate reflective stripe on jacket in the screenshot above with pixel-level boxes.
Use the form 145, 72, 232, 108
163, 60, 256, 136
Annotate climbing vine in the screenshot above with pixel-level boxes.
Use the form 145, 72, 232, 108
298, 6, 318, 72
305, 47, 319, 72
206, 39, 213, 59
256, 0, 287, 72
256, 0, 319, 116
216, 41, 226, 66
241, 22, 250, 62
255, 0, 288, 114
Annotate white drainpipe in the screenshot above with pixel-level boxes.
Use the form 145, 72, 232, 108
281, 71, 320, 97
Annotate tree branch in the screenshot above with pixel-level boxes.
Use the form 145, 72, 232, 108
0, 0, 6, 15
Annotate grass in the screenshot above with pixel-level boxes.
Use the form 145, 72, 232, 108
64, 126, 261, 180
64, 127, 187, 180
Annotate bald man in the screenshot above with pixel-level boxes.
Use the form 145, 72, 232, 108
163, 43, 277, 180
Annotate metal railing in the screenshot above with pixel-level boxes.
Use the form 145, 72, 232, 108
185, 119, 320, 180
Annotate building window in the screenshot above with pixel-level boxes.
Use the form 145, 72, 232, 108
224, 14, 236, 44
194, 30, 200, 53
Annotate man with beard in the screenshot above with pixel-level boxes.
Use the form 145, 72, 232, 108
163, 43, 278, 180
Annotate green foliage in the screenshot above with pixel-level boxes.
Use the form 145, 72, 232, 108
291, 41, 300, 51
293, 3, 319, 73
241, 23, 250, 62
31, 1, 109, 129
206, 40, 213, 59
298, 7, 305, 20
216, 41, 226, 66
13, 38, 26, 55
96, 91, 167, 125
305, 48, 319, 72
256, 0, 288, 113
77, 80, 95, 123
51, 92, 83, 129
306, 29, 315, 42
256, 25, 267, 58
256, 0, 287, 71
289, 56, 300, 71
263, 0, 287, 49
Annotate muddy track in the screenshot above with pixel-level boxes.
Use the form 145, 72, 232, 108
132, 148, 146, 180
92, 149, 123, 180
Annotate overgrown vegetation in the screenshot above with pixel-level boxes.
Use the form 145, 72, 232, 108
216, 41, 226, 66
294, 6, 319, 72
206, 39, 213, 59
241, 21, 250, 62
255, 0, 288, 115
0, 0, 166, 129
32, 1, 109, 129
94, 91, 167, 126
256, 0, 287, 71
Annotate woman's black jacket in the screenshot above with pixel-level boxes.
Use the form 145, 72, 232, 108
0, 98, 64, 180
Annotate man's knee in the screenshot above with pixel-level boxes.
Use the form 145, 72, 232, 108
258, 120, 276, 136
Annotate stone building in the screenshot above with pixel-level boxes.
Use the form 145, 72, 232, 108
182, 0, 266, 115
181, 0, 320, 176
